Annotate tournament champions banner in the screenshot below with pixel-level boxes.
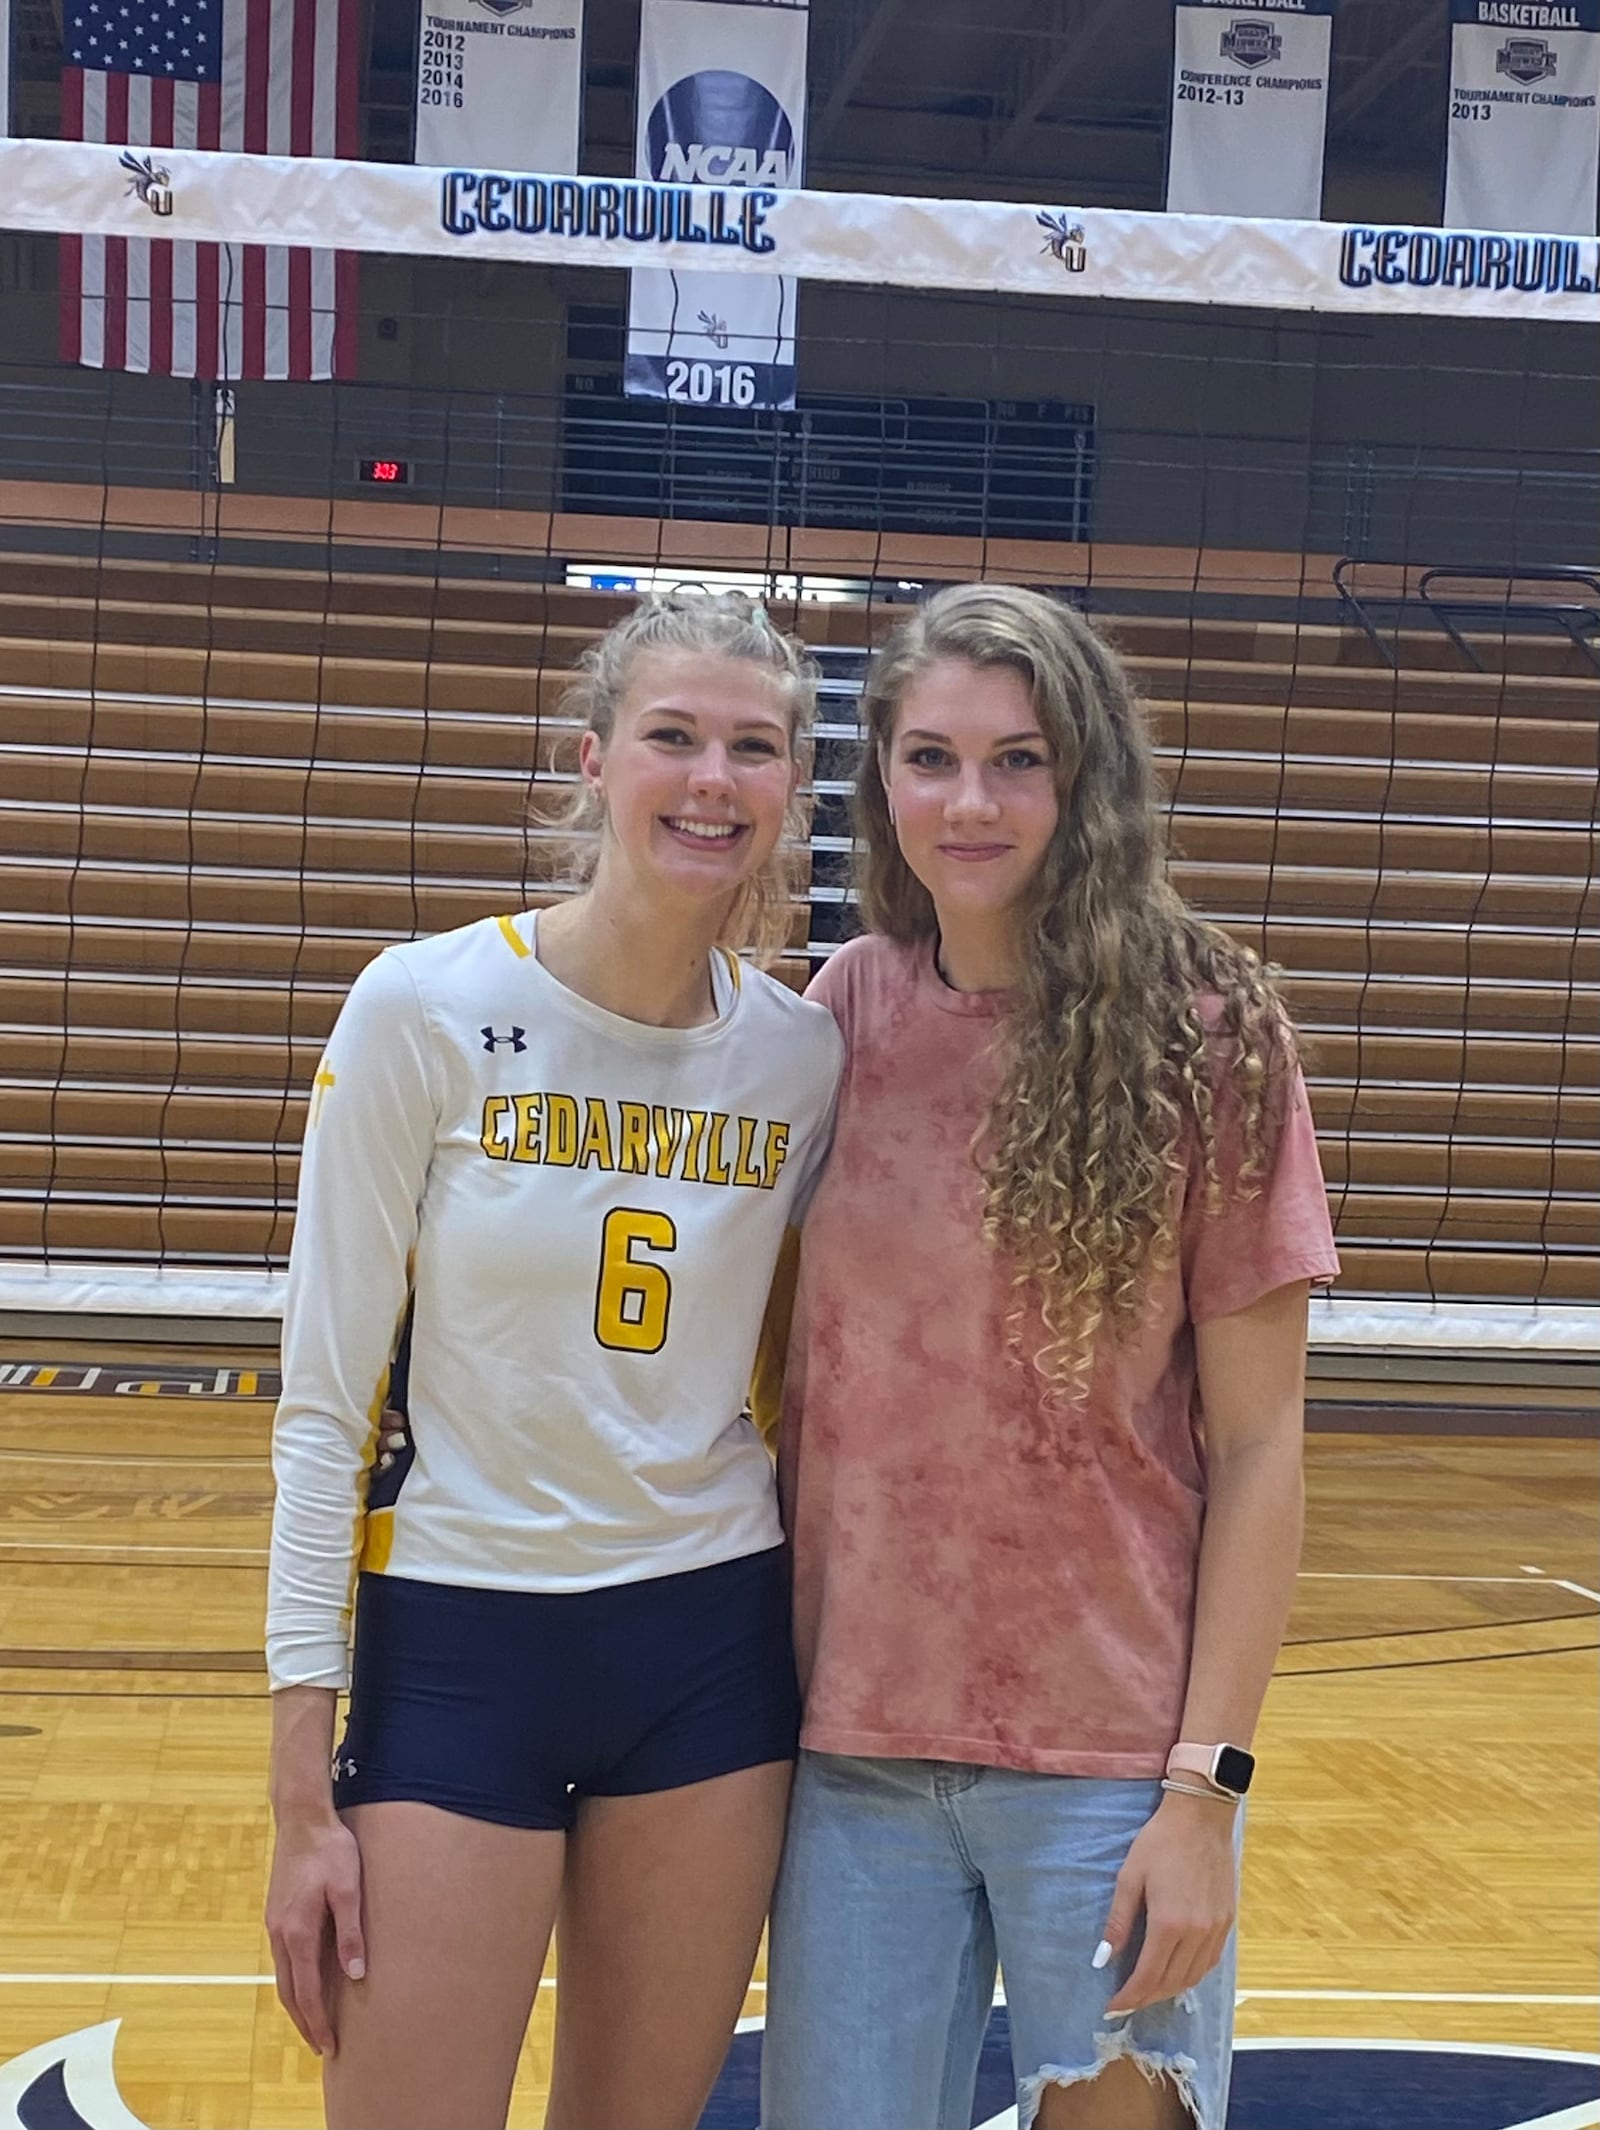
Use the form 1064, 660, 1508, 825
1445, 0, 1600, 236
626, 0, 808, 408
415, 0, 584, 174
1166, 0, 1335, 219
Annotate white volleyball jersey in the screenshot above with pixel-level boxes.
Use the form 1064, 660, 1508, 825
267, 909, 843, 1691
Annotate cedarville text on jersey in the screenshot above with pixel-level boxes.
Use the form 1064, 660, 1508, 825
478, 1093, 793, 1191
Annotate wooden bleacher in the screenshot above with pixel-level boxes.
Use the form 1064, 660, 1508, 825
0, 514, 1595, 1307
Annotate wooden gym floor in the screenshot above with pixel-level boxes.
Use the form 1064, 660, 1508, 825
0, 1349, 1595, 2129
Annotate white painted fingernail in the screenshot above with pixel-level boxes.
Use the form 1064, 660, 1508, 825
1092, 1939, 1113, 1970
1104, 2006, 1132, 2023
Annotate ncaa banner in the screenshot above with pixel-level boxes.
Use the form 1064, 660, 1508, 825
415, 0, 584, 175
1445, 0, 1600, 235
627, 0, 807, 409
8, 138, 1600, 323
1166, 0, 1336, 219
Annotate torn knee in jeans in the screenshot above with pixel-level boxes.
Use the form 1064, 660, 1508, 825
1017, 2035, 1207, 2130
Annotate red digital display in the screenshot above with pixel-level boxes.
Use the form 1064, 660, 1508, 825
357, 458, 411, 485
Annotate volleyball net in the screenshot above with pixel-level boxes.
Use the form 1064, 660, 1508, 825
0, 138, 1595, 1346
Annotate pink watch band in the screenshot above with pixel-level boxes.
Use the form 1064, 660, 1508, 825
1166, 1743, 1233, 1791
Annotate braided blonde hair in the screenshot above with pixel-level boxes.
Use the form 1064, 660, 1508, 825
555, 590, 817, 965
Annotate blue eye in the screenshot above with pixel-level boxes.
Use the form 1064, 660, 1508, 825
1000, 749, 1049, 771
907, 745, 950, 769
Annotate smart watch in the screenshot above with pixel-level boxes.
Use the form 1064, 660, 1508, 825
1165, 1742, 1256, 1798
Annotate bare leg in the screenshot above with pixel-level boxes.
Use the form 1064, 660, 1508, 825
323, 1802, 566, 2130
1035, 2058, 1194, 2130
545, 1760, 792, 2130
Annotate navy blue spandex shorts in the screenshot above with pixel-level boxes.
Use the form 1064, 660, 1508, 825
331, 1547, 800, 1831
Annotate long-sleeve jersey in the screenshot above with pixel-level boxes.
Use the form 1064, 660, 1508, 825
266, 909, 843, 1691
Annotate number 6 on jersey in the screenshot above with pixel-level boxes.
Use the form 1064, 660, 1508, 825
595, 1208, 678, 1354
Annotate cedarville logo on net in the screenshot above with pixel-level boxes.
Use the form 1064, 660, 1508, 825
121, 150, 173, 217
439, 65, 796, 245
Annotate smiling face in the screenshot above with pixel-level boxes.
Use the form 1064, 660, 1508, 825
580, 648, 799, 914
881, 656, 1060, 933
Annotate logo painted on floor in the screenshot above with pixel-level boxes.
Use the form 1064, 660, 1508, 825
0, 1362, 278, 1399
699, 2013, 1600, 2130
0, 2022, 144, 2130
1, 2017, 1595, 2130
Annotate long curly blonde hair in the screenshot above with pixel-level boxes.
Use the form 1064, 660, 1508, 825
555, 590, 817, 966
854, 583, 1297, 1388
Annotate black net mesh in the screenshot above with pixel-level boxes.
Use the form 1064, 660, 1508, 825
0, 242, 1595, 1309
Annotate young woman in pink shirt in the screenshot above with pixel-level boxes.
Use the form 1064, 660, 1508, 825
758, 584, 1340, 2130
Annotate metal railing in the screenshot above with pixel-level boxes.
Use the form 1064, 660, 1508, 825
1334, 556, 1600, 677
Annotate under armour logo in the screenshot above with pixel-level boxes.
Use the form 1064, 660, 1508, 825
332, 1755, 358, 1780
482, 1026, 527, 1052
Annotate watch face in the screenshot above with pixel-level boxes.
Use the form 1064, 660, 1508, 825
1215, 1745, 1255, 1794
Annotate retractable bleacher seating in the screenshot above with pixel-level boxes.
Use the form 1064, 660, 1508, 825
1, 548, 1595, 1304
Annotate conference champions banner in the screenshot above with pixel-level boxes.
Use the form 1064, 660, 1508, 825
627, 0, 807, 409
415, 0, 584, 174
1166, 0, 1335, 219
1445, 0, 1600, 235
8, 138, 1600, 324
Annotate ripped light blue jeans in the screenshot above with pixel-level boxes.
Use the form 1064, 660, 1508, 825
760, 1752, 1237, 2130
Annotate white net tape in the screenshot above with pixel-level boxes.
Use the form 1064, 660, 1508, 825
7, 136, 1600, 326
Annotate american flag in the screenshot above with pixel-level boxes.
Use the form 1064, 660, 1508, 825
60, 0, 360, 380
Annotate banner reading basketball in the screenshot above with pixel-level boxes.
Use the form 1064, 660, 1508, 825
1166, 0, 1337, 219
626, 0, 808, 409
1444, 0, 1600, 237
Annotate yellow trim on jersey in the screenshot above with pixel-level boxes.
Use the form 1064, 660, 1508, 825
749, 1223, 801, 1451
362, 1506, 396, 1574
350, 1358, 391, 1591
352, 1280, 413, 1585
502, 916, 735, 995
496, 913, 532, 961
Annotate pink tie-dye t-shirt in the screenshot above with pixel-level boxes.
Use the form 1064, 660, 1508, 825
777, 931, 1341, 1777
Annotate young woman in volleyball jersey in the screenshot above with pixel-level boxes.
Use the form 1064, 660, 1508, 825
264, 594, 841, 2130
758, 587, 1340, 2130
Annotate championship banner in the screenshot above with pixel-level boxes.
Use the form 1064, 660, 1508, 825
415, 0, 584, 173
626, 0, 807, 409
1166, 0, 1336, 220
8, 139, 1600, 323
1445, 0, 1600, 236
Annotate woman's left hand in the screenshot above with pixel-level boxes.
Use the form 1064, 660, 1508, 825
1098, 1790, 1238, 2016
375, 1406, 409, 1471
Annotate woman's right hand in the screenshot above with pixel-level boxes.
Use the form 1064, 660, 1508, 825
265, 1809, 366, 2057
